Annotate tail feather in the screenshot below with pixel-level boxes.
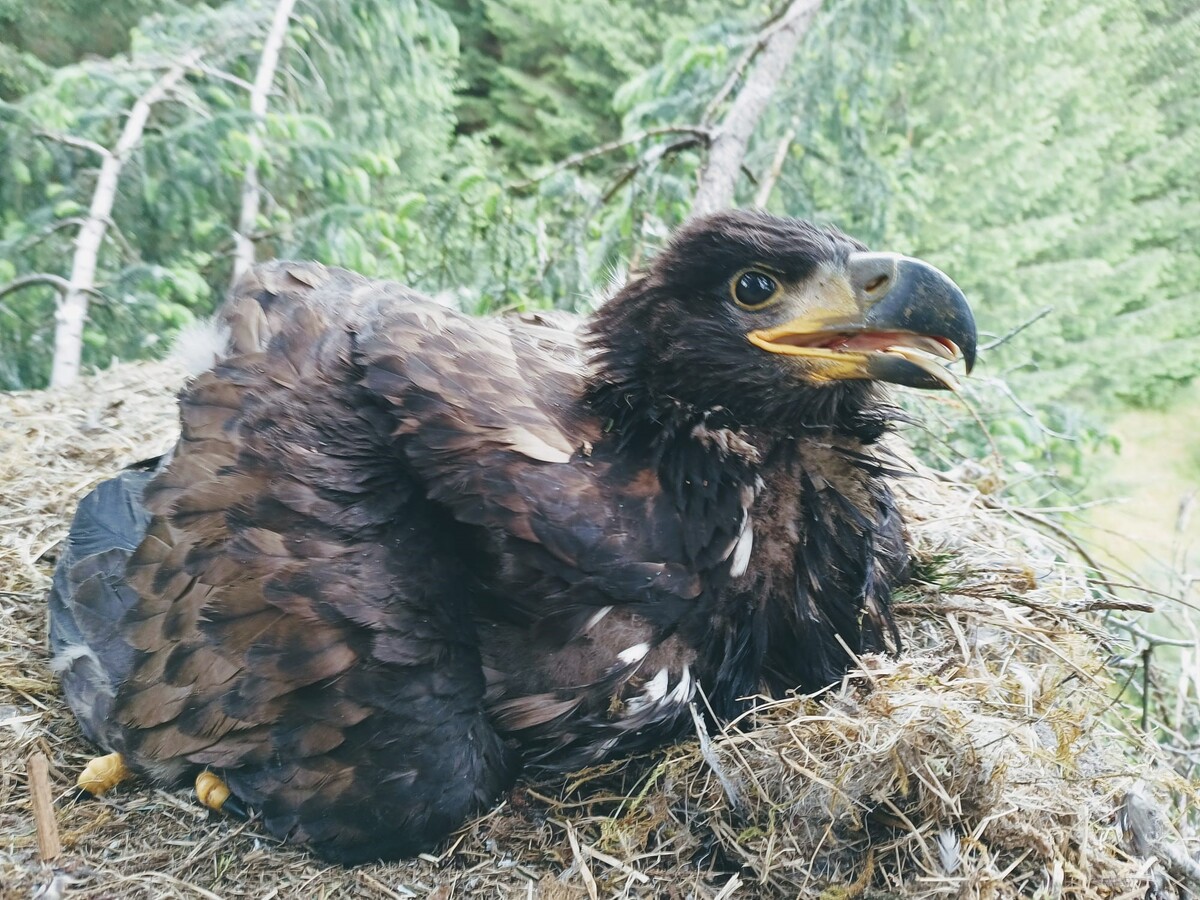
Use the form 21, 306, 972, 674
48, 469, 154, 749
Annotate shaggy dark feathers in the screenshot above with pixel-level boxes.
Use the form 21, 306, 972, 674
50, 211, 918, 863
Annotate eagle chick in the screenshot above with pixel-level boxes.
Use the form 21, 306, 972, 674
49, 211, 976, 863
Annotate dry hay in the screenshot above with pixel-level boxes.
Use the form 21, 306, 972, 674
1, 360, 1196, 899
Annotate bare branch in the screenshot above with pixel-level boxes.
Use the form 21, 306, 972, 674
231, 0, 297, 285
978, 306, 1054, 352
17, 217, 88, 253
0, 273, 107, 303
1111, 619, 1194, 649
196, 64, 256, 94
168, 86, 213, 121
510, 126, 712, 191
0, 273, 74, 300
986, 377, 1076, 440
50, 50, 202, 388
102, 217, 141, 264
35, 131, 110, 159
599, 164, 641, 206
692, 0, 823, 215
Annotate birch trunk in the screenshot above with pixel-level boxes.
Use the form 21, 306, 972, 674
50, 54, 199, 388
691, 0, 822, 217
231, 0, 296, 286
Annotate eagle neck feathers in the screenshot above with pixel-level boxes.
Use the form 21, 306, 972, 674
585, 359, 907, 719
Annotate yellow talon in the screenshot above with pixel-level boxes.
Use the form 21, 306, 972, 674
195, 770, 232, 812
77, 752, 131, 796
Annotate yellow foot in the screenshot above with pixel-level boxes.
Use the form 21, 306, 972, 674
77, 751, 131, 796
195, 771, 248, 819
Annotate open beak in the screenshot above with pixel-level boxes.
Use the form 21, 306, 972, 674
747, 253, 977, 390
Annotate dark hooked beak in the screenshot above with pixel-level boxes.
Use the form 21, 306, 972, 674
747, 252, 977, 390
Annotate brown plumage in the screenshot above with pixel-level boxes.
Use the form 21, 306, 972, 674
49, 211, 976, 863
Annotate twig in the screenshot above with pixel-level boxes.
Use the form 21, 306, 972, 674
196, 64, 256, 93
35, 130, 111, 159
510, 126, 712, 190
0, 273, 72, 299
1113, 619, 1196, 650
26, 751, 61, 861
564, 820, 599, 900
713, 873, 742, 900
1076, 598, 1155, 614
978, 306, 1054, 352
986, 377, 1075, 439
753, 123, 796, 207
599, 163, 641, 206
980, 497, 1108, 576
1092, 579, 1195, 607
357, 871, 410, 900
1175, 489, 1197, 589
575, 841, 651, 885
17, 217, 88, 253
1142, 645, 1153, 733
940, 384, 1003, 464
689, 702, 746, 817
0, 273, 107, 302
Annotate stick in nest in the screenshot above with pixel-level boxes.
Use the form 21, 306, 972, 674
26, 751, 61, 861
689, 702, 746, 818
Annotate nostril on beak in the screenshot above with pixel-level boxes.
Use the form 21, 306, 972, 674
863, 274, 889, 294
847, 252, 901, 303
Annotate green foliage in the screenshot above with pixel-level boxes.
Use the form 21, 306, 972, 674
0, 42, 48, 100
442, 0, 757, 168
0, 0, 462, 388
0, 0, 207, 70
767, 0, 1200, 417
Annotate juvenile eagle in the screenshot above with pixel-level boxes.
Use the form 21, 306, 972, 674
49, 211, 976, 863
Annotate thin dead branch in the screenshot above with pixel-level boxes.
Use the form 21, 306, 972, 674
978, 306, 1055, 352
35, 131, 110, 159
753, 121, 796, 207
0, 273, 77, 301
511, 126, 713, 191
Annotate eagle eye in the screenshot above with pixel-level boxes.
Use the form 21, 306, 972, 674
731, 269, 780, 309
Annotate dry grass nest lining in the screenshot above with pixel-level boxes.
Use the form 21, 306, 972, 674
1, 360, 1196, 900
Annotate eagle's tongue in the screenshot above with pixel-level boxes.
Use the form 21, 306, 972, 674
820, 332, 958, 360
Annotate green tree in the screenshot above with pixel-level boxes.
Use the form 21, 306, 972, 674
0, 0, 212, 73
0, 0, 460, 388
771, 0, 1199, 413
441, 0, 757, 168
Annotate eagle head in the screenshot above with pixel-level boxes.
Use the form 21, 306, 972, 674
587, 210, 976, 437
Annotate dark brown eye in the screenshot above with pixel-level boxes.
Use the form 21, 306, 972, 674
732, 270, 779, 308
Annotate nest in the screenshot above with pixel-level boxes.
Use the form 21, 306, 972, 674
1, 360, 1195, 899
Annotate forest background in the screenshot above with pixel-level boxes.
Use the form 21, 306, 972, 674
0, 0, 1196, 598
